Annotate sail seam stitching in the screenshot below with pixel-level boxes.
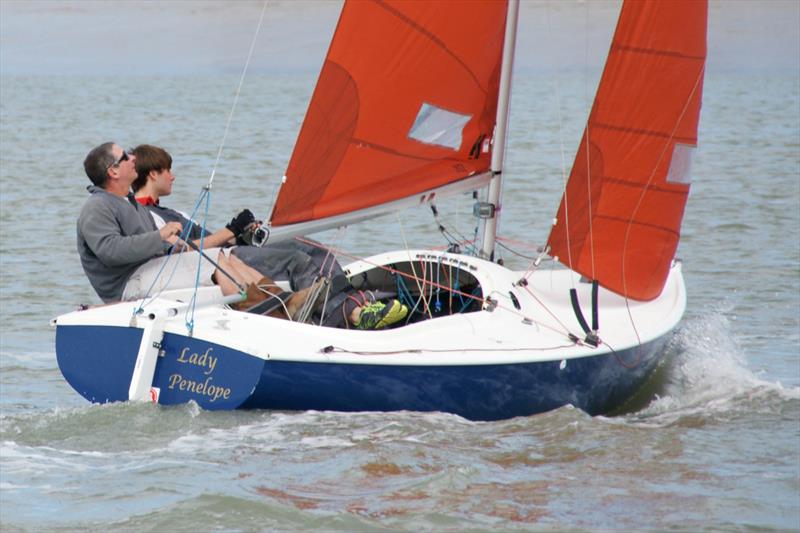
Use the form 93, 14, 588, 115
602, 176, 689, 194
374, 0, 488, 94
351, 136, 466, 163
596, 215, 681, 237
611, 43, 705, 61
591, 121, 698, 143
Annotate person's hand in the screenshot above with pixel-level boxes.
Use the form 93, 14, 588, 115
165, 234, 187, 251
159, 221, 183, 241
226, 209, 256, 238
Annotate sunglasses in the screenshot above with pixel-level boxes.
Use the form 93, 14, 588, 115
108, 150, 131, 170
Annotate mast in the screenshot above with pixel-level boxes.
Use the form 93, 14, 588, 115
479, 0, 519, 260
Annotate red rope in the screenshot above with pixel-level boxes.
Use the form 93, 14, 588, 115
292, 236, 575, 339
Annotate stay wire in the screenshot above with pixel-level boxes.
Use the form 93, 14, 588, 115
545, 2, 575, 286
178, 0, 268, 330
132, 187, 211, 317
620, 63, 706, 345
185, 187, 213, 334
206, 0, 270, 190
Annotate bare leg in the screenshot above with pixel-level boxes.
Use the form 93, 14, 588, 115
213, 253, 243, 296
222, 253, 265, 285
213, 251, 262, 296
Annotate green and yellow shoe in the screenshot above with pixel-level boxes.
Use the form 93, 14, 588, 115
355, 299, 409, 330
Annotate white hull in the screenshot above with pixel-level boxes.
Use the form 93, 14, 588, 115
54, 250, 685, 419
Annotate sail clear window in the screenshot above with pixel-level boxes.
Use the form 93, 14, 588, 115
408, 103, 471, 150
666, 143, 696, 185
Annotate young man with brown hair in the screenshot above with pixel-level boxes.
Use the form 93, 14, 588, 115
129, 144, 409, 330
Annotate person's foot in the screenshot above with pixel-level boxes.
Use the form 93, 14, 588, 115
354, 300, 408, 330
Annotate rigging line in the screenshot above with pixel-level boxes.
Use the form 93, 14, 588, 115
206, 0, 269, 189
496, 235, 540, 251
317, 281, 331, 327
131, 246, 186, 317
495, 239, 538, 261
494, 236, 553, 270
312, 225, 347, 281
600, 339, 643, 369
429, 237, 476, 253
518, 241, 547, 279
545, 2, 575, 287
430, 207, 466, 249
328, 226, 349, 277
583, 0, 596, 281
186, 188, 213, 332
522, 245, 551, 283
518, 284, 580, 338
292, 235, 566, 334
132, 188, 211, 316
295, 236, 483, 307
396, 213, 433, 319
308, 229, 346, 325
620, 63, 706, 345
432, 205, 474, 247
322, 343, 580, 356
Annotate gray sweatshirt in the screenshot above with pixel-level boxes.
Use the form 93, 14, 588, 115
77, 186, 170, 302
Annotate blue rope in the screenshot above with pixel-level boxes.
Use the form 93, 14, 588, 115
131, 188, 210, 319
185, 187, 212, 334
459, 286, 481, 314
395, 275, 423, 318
453, 272, 466, 309
434, 259, 442, 313
129, 187, 213, 334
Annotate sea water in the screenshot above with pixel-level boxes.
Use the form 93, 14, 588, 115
1, 68, 798, 533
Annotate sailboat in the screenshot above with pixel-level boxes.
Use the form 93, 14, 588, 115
53, 0, 707, 421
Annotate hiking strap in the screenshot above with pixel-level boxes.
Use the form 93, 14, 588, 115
243, 291, 293, 316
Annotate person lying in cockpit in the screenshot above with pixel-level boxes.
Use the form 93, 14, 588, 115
130, 144, 408, 330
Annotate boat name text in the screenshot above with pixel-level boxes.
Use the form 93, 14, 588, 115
176, 347, 217, 375
167, 374, 231, 402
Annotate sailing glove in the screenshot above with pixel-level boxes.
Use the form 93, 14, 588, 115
226, 209, 256, 238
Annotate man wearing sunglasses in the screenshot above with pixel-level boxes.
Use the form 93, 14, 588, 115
77, 142, 274, 307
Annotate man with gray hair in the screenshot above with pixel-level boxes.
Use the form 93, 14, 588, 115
77, 142, 263, 304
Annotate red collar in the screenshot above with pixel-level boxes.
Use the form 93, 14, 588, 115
135, 196, 159, 206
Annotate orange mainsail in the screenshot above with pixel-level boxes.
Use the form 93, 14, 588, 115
270, 0, 507, 228
547, 0, 707, 301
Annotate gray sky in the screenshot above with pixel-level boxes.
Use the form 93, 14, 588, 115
1, 0, 798, 75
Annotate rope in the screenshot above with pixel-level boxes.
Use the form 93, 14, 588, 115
545, 3, 575, 287
619, 64, 707, 344
583, 0, 597, 282
322, 343, 581, 356
206, 0, 270, 190
138, 0, 269, 331
131, 187, 211, 318
185, 187, 212, 334
293, 236, 574, 339
396, 213, 433, 319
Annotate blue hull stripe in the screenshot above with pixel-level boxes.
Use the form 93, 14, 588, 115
56, 325, 665, 419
